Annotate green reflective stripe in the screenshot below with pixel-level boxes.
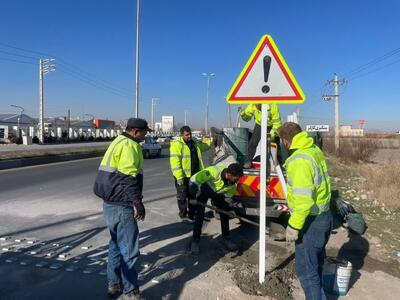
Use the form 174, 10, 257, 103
286, 153, 320, 186
310, 203, 330, 215
172, 167, 190, 173
170, 154, 191, 158
292, 188, 313, 196
106, 137, 128, 167
270, 118, 281, 122
98, 165, 117, 172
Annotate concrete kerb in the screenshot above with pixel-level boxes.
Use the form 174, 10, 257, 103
0, 151, 105, 170
0, 142, 170, 170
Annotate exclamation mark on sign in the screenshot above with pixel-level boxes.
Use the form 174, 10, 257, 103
262, 56, 271, 94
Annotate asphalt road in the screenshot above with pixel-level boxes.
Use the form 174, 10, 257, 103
0, 150, 199, 299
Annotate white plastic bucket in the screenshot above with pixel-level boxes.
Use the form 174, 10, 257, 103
322, 257, 352, 296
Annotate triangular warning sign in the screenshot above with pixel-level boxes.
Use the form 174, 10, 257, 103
226, 35, 305, 104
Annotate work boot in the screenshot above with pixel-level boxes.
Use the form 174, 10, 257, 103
190, 238, 200, 255
108, 283, 122, 298
180, 216, 194, 224
119, 289, 144, 300
222, 236, 238, 252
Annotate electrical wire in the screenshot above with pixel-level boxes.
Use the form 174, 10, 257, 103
342, 46, 400, 77
0, 42, 134, 97
0, 56, 37, 65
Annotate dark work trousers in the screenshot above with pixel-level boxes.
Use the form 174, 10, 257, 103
295, 211, 333, 300
193, 184, 230, 239
246, 124, 281, 164
175, 178, 196, 219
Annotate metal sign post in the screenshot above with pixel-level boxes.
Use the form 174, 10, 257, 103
226, 35, 305, 284
259, 104, 269, 283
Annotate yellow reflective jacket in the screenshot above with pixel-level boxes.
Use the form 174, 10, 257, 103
240, 104, 282, 137
93, 133, 144, 203
284, 131, 331, 230
170, 137, 210, 181
190, 164, 236, 197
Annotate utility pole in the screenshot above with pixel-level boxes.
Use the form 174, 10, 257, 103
322, 73, 345, 155
135, 0, 141, 117
38, 58, 56, 143
201, 73, 215, 134
151, 98, 159, 130
67, 109, 71, 141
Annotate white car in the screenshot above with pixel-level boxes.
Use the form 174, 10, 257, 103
140, 137, 162, 158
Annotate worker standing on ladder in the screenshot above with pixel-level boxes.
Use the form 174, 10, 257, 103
239, 104, 282, 168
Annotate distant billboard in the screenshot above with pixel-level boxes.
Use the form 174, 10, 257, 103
162, 116, 174, 132
306, 125, 329, 132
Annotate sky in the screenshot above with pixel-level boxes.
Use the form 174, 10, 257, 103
0, 0, 400, 131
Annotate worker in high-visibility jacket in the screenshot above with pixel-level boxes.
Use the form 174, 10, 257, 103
170, 126, 210, 221
93, 118, 151, 299
188, 163, 243, 255
278, 122, 332, 300
239, 104, 282, 168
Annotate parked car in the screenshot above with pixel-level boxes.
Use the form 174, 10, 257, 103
140, 137, 162, 158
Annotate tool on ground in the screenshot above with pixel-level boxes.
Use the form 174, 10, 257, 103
191, 199, 260, 227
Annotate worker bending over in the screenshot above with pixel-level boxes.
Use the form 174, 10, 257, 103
189, 163, 243, 255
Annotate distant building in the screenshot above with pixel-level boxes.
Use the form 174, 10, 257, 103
154, 122, 162, 131
0, 113, 36, 127
340, 125, 364, 137
93, 119, 115, 129
162, 116, 174, 132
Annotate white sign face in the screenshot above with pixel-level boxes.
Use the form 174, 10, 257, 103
235, 46, 296, 98
226, 35, 305, 104
306, 125, 330, 132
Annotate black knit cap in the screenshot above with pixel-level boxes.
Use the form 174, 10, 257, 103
126, 118, 152, 131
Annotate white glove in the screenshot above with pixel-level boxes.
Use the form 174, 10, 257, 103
285, 226, 299, 242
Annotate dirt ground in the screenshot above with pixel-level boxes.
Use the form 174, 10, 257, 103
193, 157, 400, 300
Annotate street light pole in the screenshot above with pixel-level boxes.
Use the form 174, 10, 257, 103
151, 98, 159, 130
202, 73, 215, 134
10, 105, 24, 138
184, 110, 188, 126
135, 0, 141, 118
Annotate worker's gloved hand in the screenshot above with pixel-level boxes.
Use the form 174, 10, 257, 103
133, 200, 146, 221
189, 181, 199, 196
176, 180, 187, 193
285, 226, 299, 242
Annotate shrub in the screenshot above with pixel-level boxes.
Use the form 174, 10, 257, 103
323, 137, 378, 163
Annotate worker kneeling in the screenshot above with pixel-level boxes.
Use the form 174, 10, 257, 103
188, 163, 243, 255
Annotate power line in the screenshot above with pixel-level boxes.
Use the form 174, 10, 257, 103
57, 63, 134, 97
343, 46, 400, 77
0, 56, 36, 65
57, 68, 132, 100
347, 56, 400, 82
0, 49, 38, 60
0, 42, 133, 96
